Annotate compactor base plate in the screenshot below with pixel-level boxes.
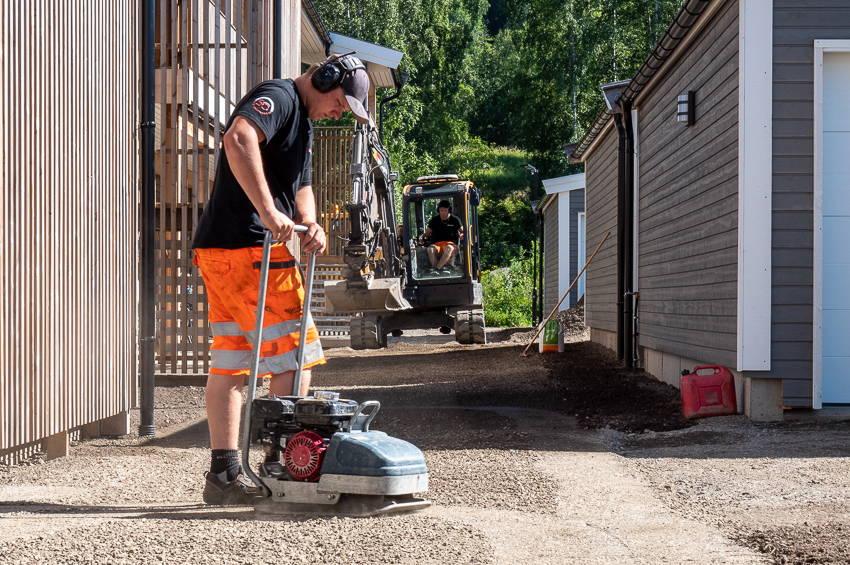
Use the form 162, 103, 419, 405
253, 494, 431, 517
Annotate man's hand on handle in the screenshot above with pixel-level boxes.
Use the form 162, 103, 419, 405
298, 222, 326, 255
259, 213, 325, 255
259, 208, 295, 243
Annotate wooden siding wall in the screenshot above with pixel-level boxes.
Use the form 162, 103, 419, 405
155, 0, 278, 376
569, 189, 585, 306
635, 0, 740, 368
584, 130, 620, 332
543, 199, 560, 315
0, 0, 139, 459
773, 0, 850, 405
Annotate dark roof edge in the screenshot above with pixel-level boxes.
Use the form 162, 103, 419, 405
569, 0, 714, 163
302, 0, 332, 55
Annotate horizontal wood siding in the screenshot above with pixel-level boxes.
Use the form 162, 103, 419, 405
635, 0, 740, 368
773, 0, 850, 406
543, 198, 560, 315
569, 189, 585, 306
1, 0, 138, 456
584, 129, 619, 333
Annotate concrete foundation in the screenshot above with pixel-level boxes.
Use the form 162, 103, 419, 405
100, 410, 130, 436
43, 431, 69, 460
589, 328, 616, 352
744, 378, 784, 422
80, 421, 101, 439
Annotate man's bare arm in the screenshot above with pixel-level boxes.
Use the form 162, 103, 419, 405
294, 185, 326, 254
223, 115, 294, 241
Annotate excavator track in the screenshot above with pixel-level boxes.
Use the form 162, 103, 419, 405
350, 316, 387, 350
454, 308, 486, 345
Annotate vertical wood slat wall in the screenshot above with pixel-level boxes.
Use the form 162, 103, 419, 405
309, 126, 354, 336
312, 126, 353, 257
0, 0, 139, 459
154, 0, 276, 376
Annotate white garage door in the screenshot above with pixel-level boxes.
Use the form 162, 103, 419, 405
822, 51, 850, 403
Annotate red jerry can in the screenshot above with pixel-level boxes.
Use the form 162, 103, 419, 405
680, 365, 737, 419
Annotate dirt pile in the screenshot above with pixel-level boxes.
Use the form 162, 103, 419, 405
551, 295, 589, 341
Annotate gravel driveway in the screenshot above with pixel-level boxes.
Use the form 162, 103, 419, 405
1, 325, 849, 564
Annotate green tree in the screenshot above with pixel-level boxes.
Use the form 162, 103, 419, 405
315, 0, 687, 273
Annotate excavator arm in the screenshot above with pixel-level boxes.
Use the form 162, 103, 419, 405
324, 121, 411, 314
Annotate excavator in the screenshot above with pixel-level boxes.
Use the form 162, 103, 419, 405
322, 122, 486, 349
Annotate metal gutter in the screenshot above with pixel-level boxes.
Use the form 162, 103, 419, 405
302, 0, 332, 55
569, 0, 713, 163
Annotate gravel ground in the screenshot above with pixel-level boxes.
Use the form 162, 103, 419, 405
1, 302, 850, 563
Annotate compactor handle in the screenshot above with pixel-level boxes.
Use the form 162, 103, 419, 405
240, 224, 314, 496
347, 400, 381, 433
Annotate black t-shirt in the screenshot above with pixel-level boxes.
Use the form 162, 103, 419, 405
192, 79, 313, 249
427, 214, 463, 244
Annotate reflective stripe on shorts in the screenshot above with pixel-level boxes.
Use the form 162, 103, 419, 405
210, 322, 244, 336
210, 337, 324, 375
244, 315, 315, 345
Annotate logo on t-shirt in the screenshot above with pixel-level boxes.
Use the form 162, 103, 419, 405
252, 96, 274, 115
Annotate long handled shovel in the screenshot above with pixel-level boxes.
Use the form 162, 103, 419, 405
520, 231, 610, 357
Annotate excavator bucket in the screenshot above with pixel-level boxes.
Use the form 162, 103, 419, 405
323, 278, 412, 314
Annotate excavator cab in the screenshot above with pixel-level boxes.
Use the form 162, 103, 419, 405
402, 175, 482, 285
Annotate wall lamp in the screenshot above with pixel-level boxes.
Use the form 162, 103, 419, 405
677, 91, 695, 126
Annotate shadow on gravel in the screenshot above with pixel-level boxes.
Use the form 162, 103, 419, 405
140, 420, 210, 449
1, 501, 370, 523
0, 501, 257, 520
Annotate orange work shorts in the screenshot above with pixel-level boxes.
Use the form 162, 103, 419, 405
193, 243, 325, 377
431, 241, 458, 254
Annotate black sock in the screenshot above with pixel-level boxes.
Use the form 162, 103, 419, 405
210, 449, 240, 481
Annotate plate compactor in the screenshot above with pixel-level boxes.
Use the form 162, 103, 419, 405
238, 228, 430, 517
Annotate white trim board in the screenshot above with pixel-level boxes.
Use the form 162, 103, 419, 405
559, 194, 572, 304
329, 33, 404, 69
541, 173, 586, 195
812, 40, 850, 409
736, 0, 773, 371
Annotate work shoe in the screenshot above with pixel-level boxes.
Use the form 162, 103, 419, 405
202, 471, 263, 506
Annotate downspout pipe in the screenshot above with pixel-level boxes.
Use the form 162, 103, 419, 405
620, 100, 635, 370
273, 0, 282, 79
612, 111, 626, 362
139, 0, 156, 437
379, 70, 408, 143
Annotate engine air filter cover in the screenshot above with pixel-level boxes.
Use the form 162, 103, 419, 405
251, 397, 295, 420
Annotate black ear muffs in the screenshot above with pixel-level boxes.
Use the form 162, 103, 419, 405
311, 63, 343, 93
311, 55, 366, 93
